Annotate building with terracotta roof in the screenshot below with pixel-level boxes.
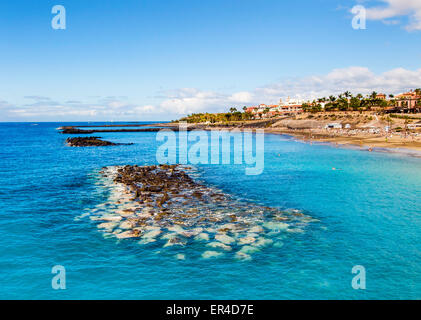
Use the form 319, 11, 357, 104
395, 90, 421, 112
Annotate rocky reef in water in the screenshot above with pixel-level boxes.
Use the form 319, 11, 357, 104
83, 165, 318, 261
66, 136, 130, 147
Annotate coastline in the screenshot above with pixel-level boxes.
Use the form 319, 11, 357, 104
264, 128, 421, 154
60, 120, 421, 157
272, 130, 421, 158
156, 121, 421, 157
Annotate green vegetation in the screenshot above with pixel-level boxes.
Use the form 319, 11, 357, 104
302, 91, 392, 113
175, 109, 253, 123
302, 103, 321, 113
390, 114, 421, 120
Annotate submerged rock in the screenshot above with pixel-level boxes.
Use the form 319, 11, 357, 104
238, 236, 256, 245
235, 252, 252, 261
239, 246, 260, 255
114, 230, 140, 239
143, 229, 161, 239
249, 226, 264, 233
163, 236, 186, 247
168, 225, 185, 234
273, 242, 284, 248
119, 220, 134, 230
207, 242, 232, 251
215, 234, 235, 245
175, 254, 186, 260
194, 233, 210, 241
97, 222, 118, 231
252, 238, 273, 248
264, 221, 289, 231
138, 238, 156, 245
87, 164, 315, 261
202, 251, 223, 259
100, 215, 122, 222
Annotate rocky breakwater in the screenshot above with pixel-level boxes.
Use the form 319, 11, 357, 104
60, 126, 185, 134
66, 136, 127, 147
61, 127, 95, 134
85, 165, 318, 261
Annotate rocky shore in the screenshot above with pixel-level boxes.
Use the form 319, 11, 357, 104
83, 165, 316, 261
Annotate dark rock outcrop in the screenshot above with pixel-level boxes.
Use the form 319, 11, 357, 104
66, 137, 118, 147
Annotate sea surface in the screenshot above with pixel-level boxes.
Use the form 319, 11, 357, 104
0, 122, 420, 300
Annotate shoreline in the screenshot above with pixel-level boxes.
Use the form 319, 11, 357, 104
275, 131, 421, 158
264, 128, 421, 154
60, 120, 421, 157
167, 123, 421, 157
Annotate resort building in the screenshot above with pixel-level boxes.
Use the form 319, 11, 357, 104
245, 106, 258, 114
394, 90, 421, 113
376, 93, 387, 100
245, 97, 304, 119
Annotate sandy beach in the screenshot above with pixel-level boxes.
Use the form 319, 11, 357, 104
266, 128, 421, 153
156, 113, 421, 155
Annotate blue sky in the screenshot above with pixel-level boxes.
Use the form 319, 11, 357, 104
1, 0, 421, 121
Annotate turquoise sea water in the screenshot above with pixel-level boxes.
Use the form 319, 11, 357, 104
0, 122, 420, 300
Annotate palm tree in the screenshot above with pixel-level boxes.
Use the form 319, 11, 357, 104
370, 91, 378, 100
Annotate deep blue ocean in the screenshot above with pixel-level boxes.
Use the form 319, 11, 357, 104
0, 122, 420, 299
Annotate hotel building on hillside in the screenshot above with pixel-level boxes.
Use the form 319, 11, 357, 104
395, 90, 421, 111
245, 97, 304, 118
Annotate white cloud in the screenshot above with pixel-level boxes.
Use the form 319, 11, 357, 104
159, 88, 250, 115
23, 96, 52, 101
2, 66, 421, 120
363, 0, 421, 31
160, 89, 223, 114
255, 66, 421, 101
129, 105, 158, 114
153, 66, 421, 115
5, 98, 159, 119
108, 101, 127, 109
0, 100, 11, 109
229, 91, 254, 103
